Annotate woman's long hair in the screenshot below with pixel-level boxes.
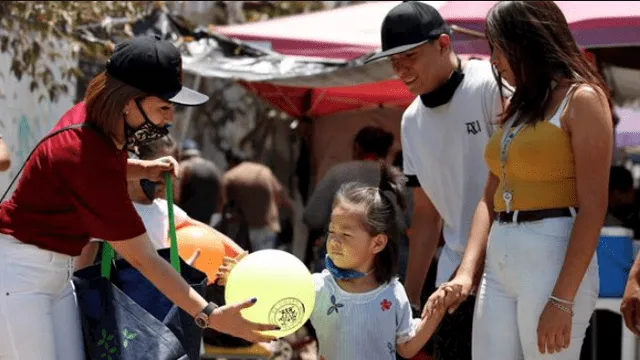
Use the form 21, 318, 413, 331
485, 1, 611, 124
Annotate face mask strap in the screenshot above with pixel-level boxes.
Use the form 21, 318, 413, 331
134, 98, 154, 125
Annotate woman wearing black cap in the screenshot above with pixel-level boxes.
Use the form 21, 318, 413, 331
0, 36, 277, 360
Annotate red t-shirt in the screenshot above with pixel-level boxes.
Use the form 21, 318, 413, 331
0, 102, 146, 256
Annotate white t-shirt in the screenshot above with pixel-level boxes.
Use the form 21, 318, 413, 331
94, 199, 190, 250
401, 59, 502, 285
134, 199, 190, 249
310, 270, 419, 360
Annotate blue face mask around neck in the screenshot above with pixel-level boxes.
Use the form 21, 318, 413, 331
324, 254, 374, 280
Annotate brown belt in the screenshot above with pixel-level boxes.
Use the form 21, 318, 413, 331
496, 208, 576, 224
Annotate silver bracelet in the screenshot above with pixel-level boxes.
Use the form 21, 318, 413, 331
549, 295, 574, 306
549, 300, 574, 316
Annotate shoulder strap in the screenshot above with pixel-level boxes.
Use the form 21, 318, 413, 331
549, 83, 580, 127
1, 123, 97, 202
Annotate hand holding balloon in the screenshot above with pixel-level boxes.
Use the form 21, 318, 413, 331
208, 297, 280, 343
217, 251, 248, 286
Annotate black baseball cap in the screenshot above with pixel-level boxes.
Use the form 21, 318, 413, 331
106, 35, 209, 106
365, 1, 451, 63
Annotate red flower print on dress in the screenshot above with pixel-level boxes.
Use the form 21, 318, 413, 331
320, 356, 326, 360
380, 299, 392, 311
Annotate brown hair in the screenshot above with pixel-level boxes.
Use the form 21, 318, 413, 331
485, 1, 611, 125
84, 71, 147, 141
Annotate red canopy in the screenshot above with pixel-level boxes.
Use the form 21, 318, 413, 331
438, 1, 640, 53
241, 79, 413, 119
215, 1, 447, 60
221, 1, 640, 119
239, 53, 487, 119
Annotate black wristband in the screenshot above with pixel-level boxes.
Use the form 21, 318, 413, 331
202, 302, 217, 316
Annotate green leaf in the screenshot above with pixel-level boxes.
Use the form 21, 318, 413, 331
123, 340, 128, 349
100, 354, 106, 358
98, 339, 105, 346
102, 329, 107, 338
122, 329, 128, 336
126, 333, 137, 340
109, 347, 117, 354
106, 334, 114, 341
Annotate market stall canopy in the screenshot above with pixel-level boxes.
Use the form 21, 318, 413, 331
436, 1, 640, 55
74, 8, 420, 118
76, 5, 640, 118
214, 1, 640, 60
213, 1, 448, 60
181, 36, 491, 117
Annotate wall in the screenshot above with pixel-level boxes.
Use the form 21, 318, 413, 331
0, 39, 77, 198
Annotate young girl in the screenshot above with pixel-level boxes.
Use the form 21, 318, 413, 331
220, 162, 458, 359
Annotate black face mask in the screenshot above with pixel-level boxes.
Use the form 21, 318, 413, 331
420, 57, 465, 108
140, 179, 161, 202
125, 99, 170, 152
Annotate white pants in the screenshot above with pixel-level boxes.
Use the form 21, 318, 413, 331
0, 234, 85, 360
473, 215, 599, 360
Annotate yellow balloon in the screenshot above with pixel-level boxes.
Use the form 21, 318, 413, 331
225, 249, 316, 338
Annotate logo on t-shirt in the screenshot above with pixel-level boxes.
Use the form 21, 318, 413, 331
465, 120, 482, 135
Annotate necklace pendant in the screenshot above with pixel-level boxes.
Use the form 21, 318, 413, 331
503, 191, 513, 213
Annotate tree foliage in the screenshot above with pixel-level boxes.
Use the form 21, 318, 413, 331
0, 1, 353, 103
0, 1, 153, 102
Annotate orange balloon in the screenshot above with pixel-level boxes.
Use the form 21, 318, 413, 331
174, 225, 226, 285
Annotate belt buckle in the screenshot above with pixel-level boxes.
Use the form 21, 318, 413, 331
497, 212, 509, 224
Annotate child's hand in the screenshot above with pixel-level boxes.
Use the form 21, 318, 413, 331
216, 251, 248, 286
422, 283, 462, 319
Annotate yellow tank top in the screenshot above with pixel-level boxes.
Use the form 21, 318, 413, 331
484, 90, 577, 212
